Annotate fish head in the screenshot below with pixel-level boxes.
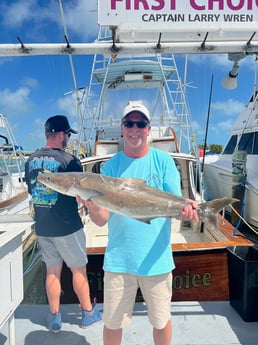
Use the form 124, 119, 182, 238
37, 172, 104, 200
37, 172, 80, 196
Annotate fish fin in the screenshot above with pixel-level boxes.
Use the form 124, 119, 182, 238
198, 197, 238, 229
200, 213, 218, 229
133, 217, 152, 224
80, 190, 104, 200
207, 197, 238, 213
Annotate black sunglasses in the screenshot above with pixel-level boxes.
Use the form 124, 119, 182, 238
63, 131, 71, 138
122, 120, 149, 129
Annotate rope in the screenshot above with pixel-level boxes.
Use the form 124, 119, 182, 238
230, 204, 258, 236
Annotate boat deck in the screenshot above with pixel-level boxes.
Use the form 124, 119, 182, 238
1, 301, 257, 345
85, 214, 254, 255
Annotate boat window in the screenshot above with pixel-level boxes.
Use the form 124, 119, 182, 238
173, 158, 183, 190
223, 135, 237, 154
191, 161, 201, 194
254, 132, 258, 154
238, 133, 254, 154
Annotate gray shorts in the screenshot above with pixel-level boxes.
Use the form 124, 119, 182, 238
37, 228, 88, 268
103, 271, 172, 329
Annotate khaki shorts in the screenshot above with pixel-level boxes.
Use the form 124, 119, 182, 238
103, 271, 172, 329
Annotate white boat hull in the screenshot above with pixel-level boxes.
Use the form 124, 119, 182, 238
203, 154, 258, 229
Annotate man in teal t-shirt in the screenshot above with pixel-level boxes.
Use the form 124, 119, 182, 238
79, 101, 199, 345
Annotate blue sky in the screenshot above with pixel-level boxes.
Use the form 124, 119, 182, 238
0, 0, 257, 152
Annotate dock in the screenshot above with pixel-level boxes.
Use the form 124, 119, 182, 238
1, 301, 257, 345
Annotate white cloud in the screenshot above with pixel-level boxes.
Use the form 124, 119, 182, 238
63, 1, 99, 40
211, 99, 245, 116
210, 119, 234, 134
57, 94, 77, 118
27, 116, 46, 148
188, 54, 229, 69
1, 0, 98, 41
0, 87, 33, 113
21, 77, 39, 89
1, 0, 58, 28
188, 53, 256, 73
2, 0, 36, 27
191, 119, 203, 135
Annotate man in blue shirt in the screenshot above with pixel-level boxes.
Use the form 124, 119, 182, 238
79, 102, 198, 345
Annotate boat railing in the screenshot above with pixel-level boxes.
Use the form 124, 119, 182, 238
0, 114, 27, 199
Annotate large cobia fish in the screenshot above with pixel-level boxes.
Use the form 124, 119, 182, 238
37, 172, 237, 227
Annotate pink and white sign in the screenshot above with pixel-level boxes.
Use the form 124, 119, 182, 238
98, 0, 258, 32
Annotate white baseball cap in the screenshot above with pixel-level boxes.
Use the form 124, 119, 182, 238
122, 101, 150, 122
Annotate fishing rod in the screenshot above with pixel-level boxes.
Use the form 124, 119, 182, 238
198, 74, 213, 232
201, 74, 214, 174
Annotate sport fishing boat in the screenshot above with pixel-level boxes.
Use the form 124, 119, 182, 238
0, 113, 28, 214
202, 80, 258, 235
1, 4, 258, 344
58, 26, 254, 305
0, 113, 39, 297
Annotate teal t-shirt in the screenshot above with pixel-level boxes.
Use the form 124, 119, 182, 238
101, 147, 181, 276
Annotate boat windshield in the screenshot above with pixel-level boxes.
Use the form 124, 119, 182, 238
223, 135, 237, 154
223, 132, 258, 155
238, 132, 255, 154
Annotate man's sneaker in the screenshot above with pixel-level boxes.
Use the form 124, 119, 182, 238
81, 305, 102, 328
47, 312, 62, 333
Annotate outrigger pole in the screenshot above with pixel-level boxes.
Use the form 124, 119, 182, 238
0, 38, 257, 57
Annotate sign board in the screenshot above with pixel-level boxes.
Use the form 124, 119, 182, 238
98, 0, 258, 34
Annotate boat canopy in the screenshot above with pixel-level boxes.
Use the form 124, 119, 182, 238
93, 60, 174, 89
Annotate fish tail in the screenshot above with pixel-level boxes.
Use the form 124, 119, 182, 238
197, 197, 238, 229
